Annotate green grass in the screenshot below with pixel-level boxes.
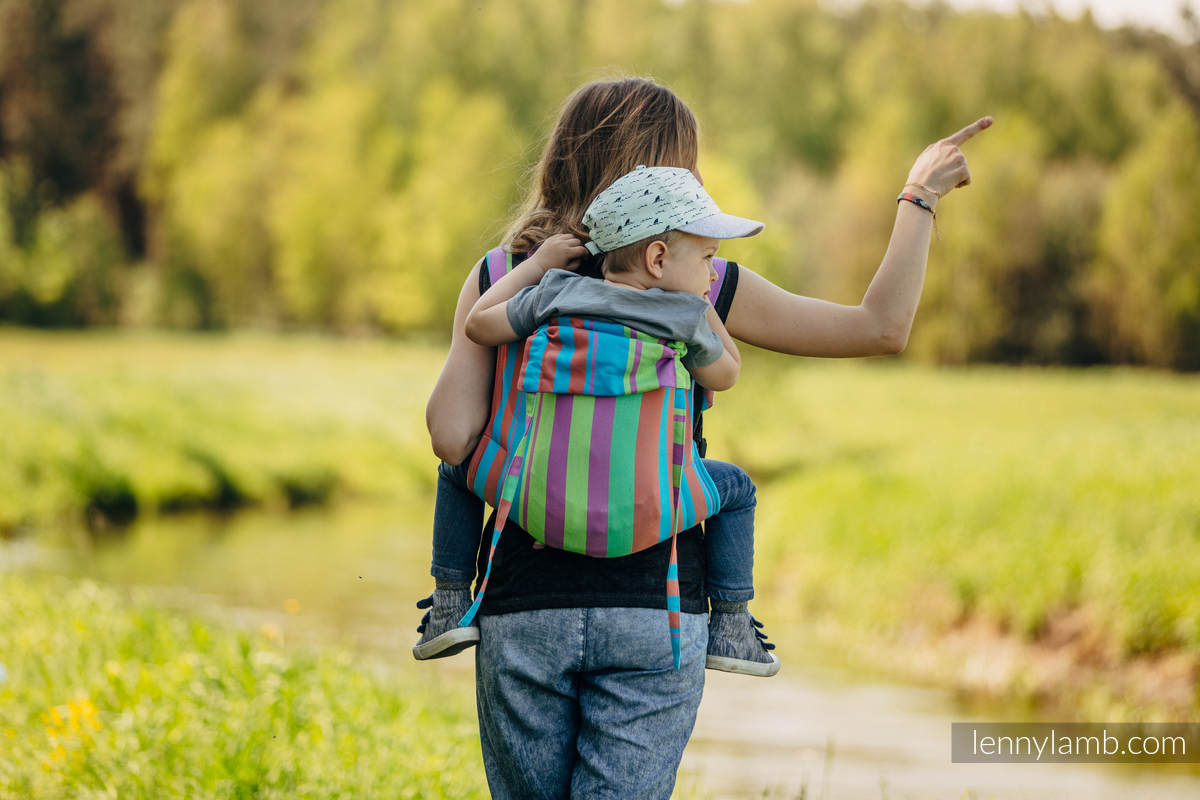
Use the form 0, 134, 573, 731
3, 329, 1199, 711
0, 329, 439, 534
0, 573, 487, 799
707, 354, 1200, 669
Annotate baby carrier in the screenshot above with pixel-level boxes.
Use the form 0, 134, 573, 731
461, 247, 730, 667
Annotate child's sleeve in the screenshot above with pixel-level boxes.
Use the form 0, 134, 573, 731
504, 282, 545, 340
679, 307, 724, 370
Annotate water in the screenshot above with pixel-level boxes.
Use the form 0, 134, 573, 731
11, 503, 1200, 799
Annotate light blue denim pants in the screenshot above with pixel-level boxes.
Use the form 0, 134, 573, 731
476, 607, 708, 799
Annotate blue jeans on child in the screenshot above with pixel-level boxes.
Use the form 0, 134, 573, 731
430, 458, 756, 600
476, 607, 707, 799
430, 460, 484, 584
699, 458, 756, 603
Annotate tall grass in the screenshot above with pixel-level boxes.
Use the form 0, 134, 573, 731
707, 356, 1200, 666
0, 573, 486, 799
0, 330, 439, 535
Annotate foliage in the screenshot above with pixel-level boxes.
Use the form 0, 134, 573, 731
2, 0, 1199, 366
0, 573, 486, 798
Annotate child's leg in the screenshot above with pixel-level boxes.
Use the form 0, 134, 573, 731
431, 460, 484, 584
701, 459, 779, 676
414, 460, 484, 660
701, 459, 756, 603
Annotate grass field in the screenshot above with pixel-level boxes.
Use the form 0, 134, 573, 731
2, 330, 1199, 719
0, 329, 439, 535
0, 573, 486, 799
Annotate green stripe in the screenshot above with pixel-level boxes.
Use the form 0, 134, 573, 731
633, 342, 660, 390
524, 395, 555, 541
563, 394, 594, 553
607, 395, 640, 556
622, 336, 637, 393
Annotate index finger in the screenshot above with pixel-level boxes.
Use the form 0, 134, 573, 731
945, 116, 994, 146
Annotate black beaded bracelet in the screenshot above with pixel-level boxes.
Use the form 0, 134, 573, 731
897, 191, 935, 217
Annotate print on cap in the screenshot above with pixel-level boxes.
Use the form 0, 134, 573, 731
582, 166, 764, 255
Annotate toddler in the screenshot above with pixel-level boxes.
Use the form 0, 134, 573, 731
415, 166, 778, 675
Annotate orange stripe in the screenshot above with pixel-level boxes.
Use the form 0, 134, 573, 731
632, 388, 666, 551
540, 328, 564, 393
484, 442, 507, 503
568, 319, 588, 394
489, 344, 506, 433
498, 344, 523, 448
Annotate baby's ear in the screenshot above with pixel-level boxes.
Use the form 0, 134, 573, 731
644, 240, 668, 278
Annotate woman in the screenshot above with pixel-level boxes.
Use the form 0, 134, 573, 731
426, 77, 990, 799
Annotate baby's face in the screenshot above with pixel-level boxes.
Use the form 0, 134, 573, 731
659, 233, 719, 296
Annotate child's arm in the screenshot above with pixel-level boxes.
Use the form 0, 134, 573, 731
464, 234, 588, 346
688, 305, 741, 392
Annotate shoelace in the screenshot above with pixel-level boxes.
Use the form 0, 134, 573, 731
415, 594, 433, 634
750, 614, 776, 651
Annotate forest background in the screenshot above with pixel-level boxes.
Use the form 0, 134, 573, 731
2, 0, 1199, 370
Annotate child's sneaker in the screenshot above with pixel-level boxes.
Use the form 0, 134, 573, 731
412, 588, 480, 660
706, 608, 780, 677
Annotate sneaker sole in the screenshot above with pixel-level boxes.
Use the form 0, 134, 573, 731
412, 626, 481, 661
705, 652, 781, 677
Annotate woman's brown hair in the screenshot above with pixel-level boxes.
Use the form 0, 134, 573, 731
503, 78, 699, 272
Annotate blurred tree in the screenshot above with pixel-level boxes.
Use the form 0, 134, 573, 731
1087, 103, 1200, 369
0, 0, 1198, 363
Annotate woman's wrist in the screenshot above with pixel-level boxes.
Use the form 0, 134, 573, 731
518, 254, 551, 280
900, 182, 939, 210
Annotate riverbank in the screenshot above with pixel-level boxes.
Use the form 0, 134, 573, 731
2, 330, 1198, 721
0, 329, 438, 534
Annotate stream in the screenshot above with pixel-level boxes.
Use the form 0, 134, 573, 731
9, 502, 1198, 799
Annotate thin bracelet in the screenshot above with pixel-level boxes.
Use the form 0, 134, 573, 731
897, 191, 941, 241
897, 191, 935, 216
904, 181, 941, 198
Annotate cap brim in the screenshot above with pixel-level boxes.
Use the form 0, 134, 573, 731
676, 212, 764, 241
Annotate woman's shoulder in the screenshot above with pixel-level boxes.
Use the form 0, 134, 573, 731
476, 246, 530, 293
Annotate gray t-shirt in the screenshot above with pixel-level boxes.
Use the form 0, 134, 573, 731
505, 270, 724, 369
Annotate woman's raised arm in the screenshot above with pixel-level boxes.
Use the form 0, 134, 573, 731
724, 116, 993, 358
426, 261, 496, 465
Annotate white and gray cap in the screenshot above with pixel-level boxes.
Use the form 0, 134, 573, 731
581, 165, 764, 255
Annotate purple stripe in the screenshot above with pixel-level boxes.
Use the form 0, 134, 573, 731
543, 394, 573, 549
585, 396, 616, 557
656, 353, 675, 387
630, 339, 643, 393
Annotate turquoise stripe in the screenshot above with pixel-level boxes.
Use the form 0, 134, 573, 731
678, 469, 696, 530
657, 394, 671, 542
696, 450, 722, 516
472, 439, 501, 495
553, 323, 576, 394
524, 328, 549, 393
667, 596, 680, 612
666, 564, 678, 580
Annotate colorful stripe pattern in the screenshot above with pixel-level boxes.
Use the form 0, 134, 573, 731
508, 318, 709, 551
460, 248, 731, 668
